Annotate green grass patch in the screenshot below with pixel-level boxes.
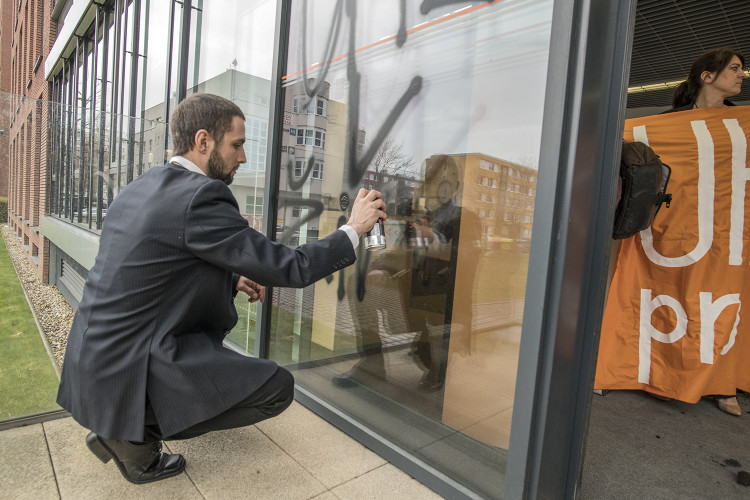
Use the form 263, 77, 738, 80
0, 235, 61, 420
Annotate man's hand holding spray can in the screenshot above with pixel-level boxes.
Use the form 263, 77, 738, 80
346, 188, 388, 251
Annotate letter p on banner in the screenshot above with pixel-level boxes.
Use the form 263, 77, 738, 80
638, 289, 688, 384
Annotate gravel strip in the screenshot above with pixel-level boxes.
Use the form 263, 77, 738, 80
2, 225, 73, 369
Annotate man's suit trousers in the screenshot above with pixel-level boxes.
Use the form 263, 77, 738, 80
144, 367, 294, 441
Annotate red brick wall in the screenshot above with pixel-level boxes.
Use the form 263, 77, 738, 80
6, 0, 56, 283
0, 0, 12, 199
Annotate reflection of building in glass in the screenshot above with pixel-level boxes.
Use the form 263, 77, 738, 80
277, 81, 334, 245
459, 154, 536, 249
141, 69, 271, 231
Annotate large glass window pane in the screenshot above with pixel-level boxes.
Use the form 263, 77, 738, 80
186, 0, 278, 356
137, 0, 171, 174
273, 1, 552, 496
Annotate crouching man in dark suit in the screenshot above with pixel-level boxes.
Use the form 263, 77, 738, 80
56, 93, 386, 485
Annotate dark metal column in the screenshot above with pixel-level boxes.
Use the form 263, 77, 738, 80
504, 0, 637, 498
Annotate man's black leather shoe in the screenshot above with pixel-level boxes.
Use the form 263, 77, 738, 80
86, 432, 186, 484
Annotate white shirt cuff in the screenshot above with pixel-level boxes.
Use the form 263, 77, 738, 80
338, 225, 360, 250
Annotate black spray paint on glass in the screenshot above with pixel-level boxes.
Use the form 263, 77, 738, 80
280, 0, 449, 301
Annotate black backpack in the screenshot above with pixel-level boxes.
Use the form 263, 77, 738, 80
612, 141, 673, 240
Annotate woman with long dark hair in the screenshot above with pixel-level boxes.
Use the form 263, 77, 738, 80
666, 47, 746, 416
668, 47, 745, 112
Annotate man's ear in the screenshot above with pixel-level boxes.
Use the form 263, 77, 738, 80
194, 129, 210, 154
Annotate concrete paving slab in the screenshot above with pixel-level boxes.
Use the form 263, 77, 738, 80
43, 418, 201, 499
255, 401, 387, 489
0, 423, 59, 499
168, 424, 328, 499
310, 492, 339, 500
580, 390, 750, 499
330, 464, 443, 499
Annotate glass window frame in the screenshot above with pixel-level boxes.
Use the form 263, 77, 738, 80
42, 0, 637, 496
257, 0, 639, 499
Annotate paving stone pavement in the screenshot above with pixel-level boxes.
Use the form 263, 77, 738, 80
0, 401, 442, 500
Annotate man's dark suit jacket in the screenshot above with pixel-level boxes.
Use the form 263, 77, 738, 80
57, 163, 355, 441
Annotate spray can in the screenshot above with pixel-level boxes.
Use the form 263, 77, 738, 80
365, 218, 386, 251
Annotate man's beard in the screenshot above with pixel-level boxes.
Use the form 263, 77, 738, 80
206, 148, 234, 185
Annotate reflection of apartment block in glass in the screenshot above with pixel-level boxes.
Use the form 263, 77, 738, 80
278, 81, 334, 244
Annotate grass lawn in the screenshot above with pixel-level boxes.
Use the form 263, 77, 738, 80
0, 235, 61, 421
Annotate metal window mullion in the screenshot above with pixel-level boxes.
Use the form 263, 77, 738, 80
56, 77, 63, 215
48, 79, 56, 215
64, 60, 72, 219
59, 65, 66, 218
87, 9, 100, 230
109, 0, 122, 189
97, 6, 112, 230
175, 0, 191, 103
59, 70, 68, 218
116, 0, 130, 187
255, 0, 291, 359
50, 77, 59, 214
137, 0, 150, 177
162, 0, 176, 161
78, 37, 89, 224
191, 0, 203, 91
69, 48, 80, 221
126, 0, 141, 184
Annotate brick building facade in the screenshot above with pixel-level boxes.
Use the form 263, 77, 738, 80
0, 0, 13, 199
5, 0, 55, 282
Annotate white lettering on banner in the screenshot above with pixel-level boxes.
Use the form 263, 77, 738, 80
699, 292, 741, 364
635, 122, 715, 268
638, 289, 687, 384
638, 289, 741, 384
725, 119, 750, 266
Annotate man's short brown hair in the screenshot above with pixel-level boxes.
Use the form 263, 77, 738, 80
169, 93, 245, 156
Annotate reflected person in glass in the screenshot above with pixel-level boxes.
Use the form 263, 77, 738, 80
335, 154, 479, 395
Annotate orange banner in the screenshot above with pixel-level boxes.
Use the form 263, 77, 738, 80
595, 106, 750, 402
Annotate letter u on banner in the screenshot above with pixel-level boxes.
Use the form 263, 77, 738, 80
724, 118, 750, 266
639, 289, 688, 384
633, 123, 715, 268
